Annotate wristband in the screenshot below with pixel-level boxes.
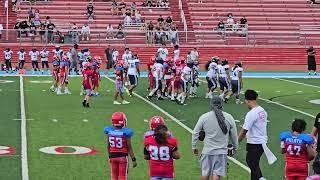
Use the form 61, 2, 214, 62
131, 157, 136, 162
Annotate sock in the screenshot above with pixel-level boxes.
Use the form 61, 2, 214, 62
177, 93, 182, 101
181, 95, 186, 104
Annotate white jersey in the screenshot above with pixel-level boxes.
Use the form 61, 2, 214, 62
122, 52, 132, 62
53, 49, 63, 59
217, 64, 229, 78
83, 51, 90, 61
112, 50, 119, 62
190, 50, 199, 61
157, 48, 168, 61
127, 58, 140, 76
152, 63, 164, 80
67, 52, 72, 61
207, 62, 218, 78
29, 51, 39, 61
181, 66, 192, 82
4, 51, 13, 60
78, 52, 85, 62
231, 66, 243, 81
173, 49, 180, 61
40, 50, 49, 61
17, 51, 26, 61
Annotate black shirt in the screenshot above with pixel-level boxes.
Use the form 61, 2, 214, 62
240, 18, 247, 24
314, 113, 320, 152
158, 17, 164, 23
218, 22, 225, 29
47, 23, 55, 32
166, 17, 172, 24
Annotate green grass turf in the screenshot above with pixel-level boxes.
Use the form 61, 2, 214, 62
0, 77, 21, 180
10, 76, 320, 180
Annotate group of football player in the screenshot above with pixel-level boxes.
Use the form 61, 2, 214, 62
104, 112, 179, 180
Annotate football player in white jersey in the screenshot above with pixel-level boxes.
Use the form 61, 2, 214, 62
40, 47, 50, 74
147, 57, 164, 100
190, 47, 199, 62
53, 45, 63, 61
17, 48, 26, 69
217, 59, 231, 102
228, 61, 244, 104
29, 48, 40, 74
112, 48, 119, 66
127, 54, 140, 96
3, 48, 13, 73
122, 47, 132, 86
157, 43, 168, 61
177, 62, 193, 105
78, 49, 86, 70
205, 56, 219, 99
173, 45, 180, 62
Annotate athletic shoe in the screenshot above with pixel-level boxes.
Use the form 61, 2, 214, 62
113, 101, 121, 105
56, 91, 63, 95
158, 97, 164, 100
122, 100, 130, 104
65, 90, 72, 95
86, 103, 90, 108
82, 101, 86, 107
146, 96, 152, 100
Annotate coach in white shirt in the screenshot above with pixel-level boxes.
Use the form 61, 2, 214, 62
238, 89, 268, 180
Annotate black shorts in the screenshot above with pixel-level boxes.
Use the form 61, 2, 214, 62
231, 80, 241, 94
32, 61, 39, 68
206, 76, 217, 89
128, 75, 138, 86
219, 77, 231, 91
308, 59, 317, 71
106, 59, 114, 69
42, 61, 49, 68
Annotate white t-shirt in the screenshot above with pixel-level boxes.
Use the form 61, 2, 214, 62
40, 50, 49, 61
231, 66, 243, 81
4, 51, 13, 60
152, 63, 164, 80
29, 51, 39, 61
190, 50, 199, 61
243, 106, 268, 144
53, 49, 63, 59
157, 48, 168, 61
127, 58, 140, 75
81, 25, 90, 34
207, 62, 218, 78
112, 50, 119, 62
173, 49, 180, 61
0, 24, 3, 34
17, 51, 26, 61
217, 64, 229, 78
181, 66, 192, 82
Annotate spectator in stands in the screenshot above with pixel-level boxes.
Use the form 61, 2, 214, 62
307, 46, 317, 75
115, 23, 124, 39
12, 0, 17, 12
86, 1, 95, 20
131, 2, 137, 12
119, 0, 126, 16
169, 27, 178, 45
143, 0, 154, 7
240, 16, 247, 28
70, 23, 79, 44
111, 0, 118, 16
155, 28, 162, 44
125, 9, 132, 17
0, 22, 3, 39
160, 28, 167, 44
232, 20, 239, 32
47, 20, 55, 43
309, 0, 320, 4
134, 11, 142, 23
124, 14, 132, 26
39, 23, 46, 43
166, 16, 173, 26
157, 15, 164, 27
81, 23, 90, 41
217, 20, 225, 32
14, 21, 21, 38
33, 9, 41, 27
226, 15, 234, 31
29, 0, 36, 6
28, 7, 35, 23
29, 22, 37, 42
239, 25, 247, 37
106, 24, 114, 39
45, 16, 51, 25
56, 30, 64, 43
146, 21, 154, 45
19, 20, 29, 38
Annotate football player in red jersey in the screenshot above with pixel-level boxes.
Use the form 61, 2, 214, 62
113, 61, 130, 105
170, 60, 183, 101
280, 119, 316, 180
163, 57, 173, 98
144, 116, 166, 139
92, 56, 101, 96
104, 112, 137, 180
57, 55, 71, 95
144, 124, 180, 180
50, 56, 60, 92
82, 63, 93, 107
147, 56, 155, 91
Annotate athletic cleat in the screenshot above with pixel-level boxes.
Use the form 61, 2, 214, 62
122, 100, 130, 104
65, 90, 72, 95
126, 89, 130, 95
82, 101, 86, 107
158, 97, 164, 100
113, 101, 121, 105
86, 103, 90, 108
146, 96, 152, 100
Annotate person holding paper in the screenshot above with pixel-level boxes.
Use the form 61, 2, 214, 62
238, 89, 276, 180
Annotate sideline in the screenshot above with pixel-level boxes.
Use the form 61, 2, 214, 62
20, 76, 29, 180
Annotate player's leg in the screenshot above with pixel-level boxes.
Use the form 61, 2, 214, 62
157, 80, 164, 100
246, 144, 264, 180
83, 89, 91, 107
199, 154, 212, 180
180, 81, 188, 105
64, 75, 71, 95
120, 87, 130, 104
147, 78, 159, 99
118, 156, 129, 180
113, 91, 121, 105
206, 77, 213, 98
110, 158, 120, 180
57, 74, 65, 95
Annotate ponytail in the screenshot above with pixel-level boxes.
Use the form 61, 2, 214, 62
154, 125, 168, 144
210, 96, 228, 134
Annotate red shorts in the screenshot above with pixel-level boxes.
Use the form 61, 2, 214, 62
148, 74, 154, 88
165, 79, 171, 87
52, 71, 59, 82
93, 80, 99, 88
286, 161, 308, 179
173, 80, 181, 90
109, 156, 128, 180
60, 73, 67, 85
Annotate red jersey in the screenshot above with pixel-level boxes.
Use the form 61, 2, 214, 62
104, 126, 133, 155
147, 62, 154, 76
173, 65, 183, 81
144, 136, 178, 178
92, 68, 100, 82
82, 69, 93, 89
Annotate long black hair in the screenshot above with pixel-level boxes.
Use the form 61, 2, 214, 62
211, 96, 228, 134
154, 125, 168, 144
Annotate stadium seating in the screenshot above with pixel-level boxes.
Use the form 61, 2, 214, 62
186, 0, 320, 46
0, 0, 17, 41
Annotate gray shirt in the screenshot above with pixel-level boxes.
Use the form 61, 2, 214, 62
192, 111, 238, 155
71, 47, 78, 62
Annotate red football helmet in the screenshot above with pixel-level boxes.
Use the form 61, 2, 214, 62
53, 55, 59, 60
62, 55, 68, 61
84, 62, 92, 69
112, 112, 127, 127
150, 116, 165, 130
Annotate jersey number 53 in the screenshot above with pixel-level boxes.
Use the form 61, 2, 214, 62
109, 136, 123, 148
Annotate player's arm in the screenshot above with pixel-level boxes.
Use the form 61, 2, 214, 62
280, 141, 285, 154
143, 145, 150, 160
307, 144, 316, 160
136, 61, 140, 76
126, 138, 137, 167
238, 128, 248, 143
192, 116, 205, 155
239, 71, 243, 88
226, 68, 231, 82
311, 127, 318, 137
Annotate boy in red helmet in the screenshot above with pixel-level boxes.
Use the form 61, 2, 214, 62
82, 62, 93, 107
104, 112, 137, 180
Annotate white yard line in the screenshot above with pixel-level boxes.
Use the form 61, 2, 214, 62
274, 78, 320, 89
106, 77, 251, 173
20, 76, 29, 180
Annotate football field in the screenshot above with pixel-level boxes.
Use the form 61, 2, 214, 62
0, 75, 319, 180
